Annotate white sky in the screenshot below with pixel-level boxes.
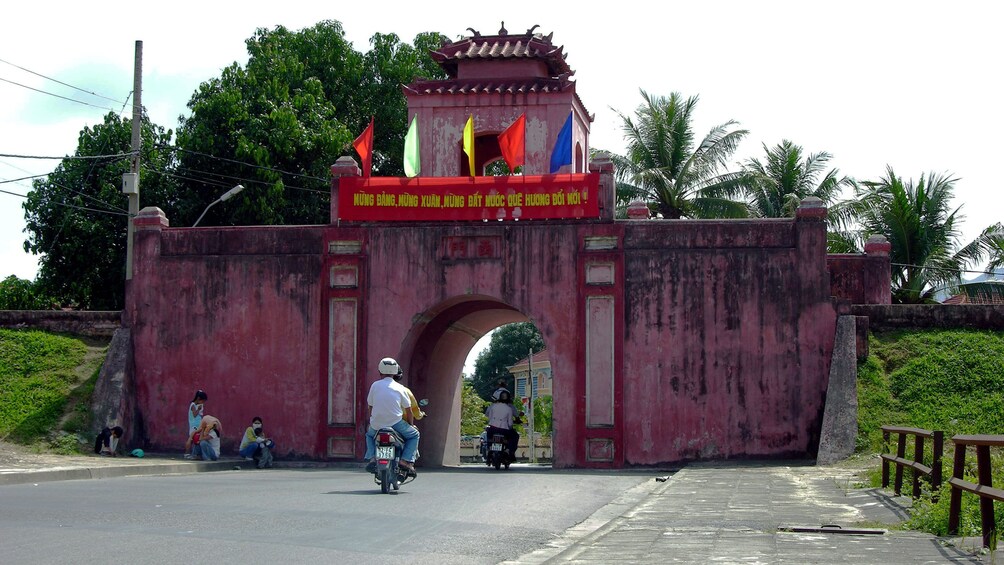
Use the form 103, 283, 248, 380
2, 0, 1002, 293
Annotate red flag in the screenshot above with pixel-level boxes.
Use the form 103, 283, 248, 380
352, 117, 374, 177
497, 113, 526, 173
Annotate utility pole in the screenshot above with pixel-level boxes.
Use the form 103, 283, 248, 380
527, 347, 535, 463
124, 40, 142, 280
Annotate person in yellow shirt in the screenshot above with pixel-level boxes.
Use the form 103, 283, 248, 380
401, 373, 425, 423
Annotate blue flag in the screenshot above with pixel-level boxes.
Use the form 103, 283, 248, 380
549, 112, 573, 173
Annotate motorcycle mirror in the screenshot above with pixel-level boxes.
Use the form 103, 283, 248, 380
418, 399, 429, 407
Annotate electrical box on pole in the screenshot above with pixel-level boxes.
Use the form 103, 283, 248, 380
122, 173, 138, 195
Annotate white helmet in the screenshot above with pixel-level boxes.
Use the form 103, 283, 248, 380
378, 357, 400, 375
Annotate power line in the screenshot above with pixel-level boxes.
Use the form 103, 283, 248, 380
0, 151, 136, 160
2, 176, 128, 214
158, 144, 330, 183
0, 187, 129, 217
891, 262, 1002, 277
0, 76, 120, 113
0, 57, 125, 104
0, 173, 48, 184
152, 164, 329, 195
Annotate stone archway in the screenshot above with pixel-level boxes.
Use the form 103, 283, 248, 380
395, 295, 535, 466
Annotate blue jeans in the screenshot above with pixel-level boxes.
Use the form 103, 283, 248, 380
239, 439, 275, 459
192, 441, 217, 461
365, 420, 420, 463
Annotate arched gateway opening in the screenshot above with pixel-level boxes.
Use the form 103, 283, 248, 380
395, 296, 545, 467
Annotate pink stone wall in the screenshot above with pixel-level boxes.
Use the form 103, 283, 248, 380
828, 254, 892, 305
128, 205, 856, 466
129, 223, 325, 456
620, 218, 837, 463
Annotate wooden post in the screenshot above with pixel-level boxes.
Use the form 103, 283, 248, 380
882, 428, 890, 488
932, 431, 944, 492
894, 432, 907, 495
913, 434, 925, 498
948, 443, 966, 535
977, 446, 996, 548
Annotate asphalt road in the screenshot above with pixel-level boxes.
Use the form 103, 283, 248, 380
0, 464, 652, 564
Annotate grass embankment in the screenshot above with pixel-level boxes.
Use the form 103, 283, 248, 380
0, 328, 107, 453
857, 328, 1004, 537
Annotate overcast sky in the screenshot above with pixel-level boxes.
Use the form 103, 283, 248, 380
2, 0, 1001, 289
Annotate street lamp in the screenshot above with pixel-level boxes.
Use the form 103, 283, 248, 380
192, 184, 245, 227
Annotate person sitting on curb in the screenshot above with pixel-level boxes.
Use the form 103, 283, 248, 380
94, 426, 124, 456
190, 415, 222, 461
239, 416, 275, 469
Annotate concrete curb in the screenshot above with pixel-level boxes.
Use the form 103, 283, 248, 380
0, 460, 239, 486
0, 457, 370, 487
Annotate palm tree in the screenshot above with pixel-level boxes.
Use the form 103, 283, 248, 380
848, 166, 1001, 303
611, 90, 749, 219
742, 140, 853, 218
986, 223, 1004, 273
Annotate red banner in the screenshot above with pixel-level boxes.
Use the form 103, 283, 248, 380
337, 174, 599, 221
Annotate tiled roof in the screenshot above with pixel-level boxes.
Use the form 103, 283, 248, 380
507, 348, 550, 371
941, 281, 1004, 305
430, 32, 573, 78
403, 77, 572, 96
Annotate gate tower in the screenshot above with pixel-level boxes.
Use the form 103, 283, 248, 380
404, 24, 592, 176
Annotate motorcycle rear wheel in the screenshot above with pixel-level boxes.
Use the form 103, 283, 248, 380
380, 469, 391, 493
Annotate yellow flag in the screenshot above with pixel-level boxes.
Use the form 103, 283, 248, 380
463, 115, 475, 177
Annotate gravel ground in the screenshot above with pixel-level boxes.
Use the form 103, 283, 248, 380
0, 440, 101, 470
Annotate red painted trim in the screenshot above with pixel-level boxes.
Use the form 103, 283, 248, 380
575, 224, 626, 467
319, 228, 368, 459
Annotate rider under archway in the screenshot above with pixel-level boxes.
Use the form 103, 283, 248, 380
394, 295, 552, 467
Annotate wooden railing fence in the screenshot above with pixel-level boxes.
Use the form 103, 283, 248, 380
947, 434, 1004, 548
881, 425, 943, 498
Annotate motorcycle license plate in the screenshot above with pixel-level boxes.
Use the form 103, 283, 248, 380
490, 444, 503, 452
376, 446, 395, 459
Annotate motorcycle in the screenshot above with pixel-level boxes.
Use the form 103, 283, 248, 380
484, 426, 513, 470
372, 427, 415, 493
371, 399, 426, 494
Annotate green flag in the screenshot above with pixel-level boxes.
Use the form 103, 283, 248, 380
404, 116, 420, 177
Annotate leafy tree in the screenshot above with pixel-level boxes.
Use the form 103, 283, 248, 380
611, 90, 749, 219
174, 21, 447, 227
471, 322, 545, 400
460, 379, 487, 435
846, 167, 1003, 303
22, 112, 179, 309
531, 395, 553, 435
0, 276, 54, 310
741, 140, 853, 218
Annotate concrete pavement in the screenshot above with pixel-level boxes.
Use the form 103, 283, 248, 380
0, 452, 995, 563
509, 460, 993, 564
